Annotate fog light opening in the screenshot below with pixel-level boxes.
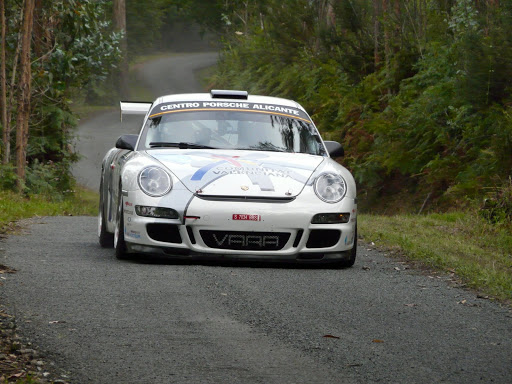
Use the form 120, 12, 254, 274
311, 213, 350, 224
135, 206, 179, 219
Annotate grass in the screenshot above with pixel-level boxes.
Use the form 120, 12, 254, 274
0, 187, 98, 235
359, 212, 512, 302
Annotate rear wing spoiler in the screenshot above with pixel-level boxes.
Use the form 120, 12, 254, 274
119, 101, 152, 122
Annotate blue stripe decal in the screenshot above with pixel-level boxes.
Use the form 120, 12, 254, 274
191, 160, 226, 180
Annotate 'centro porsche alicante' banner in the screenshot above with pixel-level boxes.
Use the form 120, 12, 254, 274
149, 101, 311, 123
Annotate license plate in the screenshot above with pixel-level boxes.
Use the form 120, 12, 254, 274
232, 214, 261, 221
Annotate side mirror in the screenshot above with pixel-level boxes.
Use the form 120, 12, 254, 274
115, 134, 138, 151
324, 141, 344, 158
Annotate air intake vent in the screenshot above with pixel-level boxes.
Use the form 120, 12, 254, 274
306, 229, 341, 248
210, 89, 248, 100
200, 230, 290, 251
146, 224, 182, 243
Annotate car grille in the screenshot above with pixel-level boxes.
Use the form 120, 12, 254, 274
200, 230, 290, 251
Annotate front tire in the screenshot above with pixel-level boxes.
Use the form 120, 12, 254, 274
114, 193, 129, 260
98, 183, 114, 248
332, 225, 357, 269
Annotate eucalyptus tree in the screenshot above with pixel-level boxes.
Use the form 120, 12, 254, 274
0, 0, 121, 192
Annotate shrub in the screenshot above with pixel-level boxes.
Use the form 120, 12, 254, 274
0, 164, 18, 191
480, 177, 512, 225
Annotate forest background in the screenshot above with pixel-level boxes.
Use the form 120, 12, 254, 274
0, 0, 511, 219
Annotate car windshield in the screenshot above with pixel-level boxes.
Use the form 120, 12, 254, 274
139, 110, 326, 156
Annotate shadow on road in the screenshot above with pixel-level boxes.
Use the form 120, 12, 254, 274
113, 251, 346, 270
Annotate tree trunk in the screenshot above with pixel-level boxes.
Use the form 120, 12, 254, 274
113, 0, 128, 98
0, 0, 8, 163
5, 24, 22, 165
15, 0, 35, 191
373, 0, 381, 70
33, 0, 43, 58
382, 0, 391, 94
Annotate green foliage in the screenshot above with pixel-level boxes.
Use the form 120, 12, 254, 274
481, 178, 512, 225
47, 1, 122, 88
126, 0, 177, 56
166, 0, 225, 34
205, 0, 512, 211
25, 159, 75, 197
0, 164, 17, 191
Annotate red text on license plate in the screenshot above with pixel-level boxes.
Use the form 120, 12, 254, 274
232, 214, 261, 221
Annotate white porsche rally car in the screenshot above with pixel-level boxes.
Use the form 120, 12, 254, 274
98, 90, 357, 267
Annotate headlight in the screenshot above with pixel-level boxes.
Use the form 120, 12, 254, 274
138, 167, 172, 197
314, 173, 347, 203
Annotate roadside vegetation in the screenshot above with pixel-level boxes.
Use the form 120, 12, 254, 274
0, 188, 97, 234
360, 211, 512, 301
182, 0, 512, 209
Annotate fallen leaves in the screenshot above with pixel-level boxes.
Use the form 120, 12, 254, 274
0, 264, 16, 274
322, 334, 340, 339
457, 299, 480, 307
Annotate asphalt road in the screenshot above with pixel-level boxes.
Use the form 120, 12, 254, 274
1, 52, 512, 383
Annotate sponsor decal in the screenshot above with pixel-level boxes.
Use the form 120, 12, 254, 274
189, 154, 294, 192
125, 201, 133, 207
212, 166, 292, 177
191, 154, 243, 181
346, 232, 355, 246
126, 230, 141, 239
124, 209, 134, 215
160, 102, 200, 111
150, 101, 309, 122
152, 151, 311, 193
232, 214, 261, 221
213, 234, 278, 248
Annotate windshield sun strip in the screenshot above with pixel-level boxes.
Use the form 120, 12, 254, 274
148, 107, 312, 124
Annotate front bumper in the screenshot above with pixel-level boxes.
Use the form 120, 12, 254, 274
122, 192, 357, 263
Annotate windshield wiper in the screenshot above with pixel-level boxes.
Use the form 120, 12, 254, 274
237, 146, 288, 153
149, 142, 217, 149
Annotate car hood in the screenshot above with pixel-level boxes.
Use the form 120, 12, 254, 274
148, 149, 324, 198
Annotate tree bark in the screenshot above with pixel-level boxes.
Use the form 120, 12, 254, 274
15, 0, 35, 190
373, 0, 381, 70
0, 0, 8, 163
33, 0, 43, 58
113, 0, 128, 98
382, 0, 391, 94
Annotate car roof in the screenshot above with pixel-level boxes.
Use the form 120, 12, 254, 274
153, 93, 306, 112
